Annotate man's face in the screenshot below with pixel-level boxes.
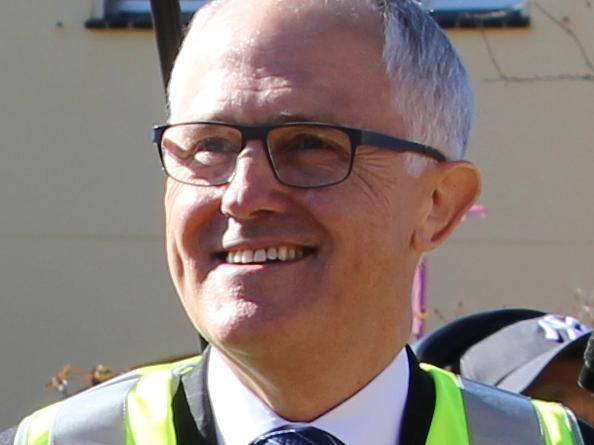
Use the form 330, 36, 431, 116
165, 1, 439, 360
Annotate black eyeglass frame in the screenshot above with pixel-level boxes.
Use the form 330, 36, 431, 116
152, 121, 448, 188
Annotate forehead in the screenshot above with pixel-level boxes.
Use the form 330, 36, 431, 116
169, 0, 402, 133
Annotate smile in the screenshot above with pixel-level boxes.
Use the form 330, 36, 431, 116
225, 246, 309, 264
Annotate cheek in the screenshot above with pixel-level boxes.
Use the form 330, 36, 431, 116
302, 185, 415, 288
351, 162, 425, 238
165, 182, 220, 238
164, 182, 222, 276
305, 183, 418, 250
165, 187, 190, 265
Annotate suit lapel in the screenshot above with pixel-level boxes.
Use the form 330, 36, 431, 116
173, 348, 219, 445
398, 347, 436, 445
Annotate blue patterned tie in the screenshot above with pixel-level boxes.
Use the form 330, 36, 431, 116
250, 425, 346, 445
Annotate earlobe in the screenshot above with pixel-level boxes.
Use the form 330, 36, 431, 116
412, 161, 481, 252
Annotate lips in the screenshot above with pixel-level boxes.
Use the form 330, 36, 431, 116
225, 246, 309, 264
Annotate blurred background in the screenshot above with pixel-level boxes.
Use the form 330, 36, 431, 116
0, 0, 592, 429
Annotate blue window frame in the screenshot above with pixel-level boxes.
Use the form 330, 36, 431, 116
422, 0, 531, 27
86, 0, 530, 29
86, 0, 208, 29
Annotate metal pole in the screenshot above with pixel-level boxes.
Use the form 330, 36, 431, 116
150, 0, 183, 93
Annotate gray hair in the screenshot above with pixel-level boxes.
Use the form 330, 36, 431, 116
378, 1, 473, 159
173, 0, 473, 159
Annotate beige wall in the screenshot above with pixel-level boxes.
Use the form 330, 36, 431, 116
0, 0, 197, 428
0, 0, 592, 430
429, 0, 594, 327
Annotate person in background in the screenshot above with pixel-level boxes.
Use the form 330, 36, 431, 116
414, 308, 594, 426
1, 0, 590, 443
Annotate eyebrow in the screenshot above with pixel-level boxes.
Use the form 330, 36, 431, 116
275, 112, 319, 123
275, 111, 352, 126
171, 111, 345, 127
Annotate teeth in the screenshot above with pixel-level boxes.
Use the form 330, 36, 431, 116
241, 250, 254, 264
225, 246, 305, 264
266, 248, 278, 261
254, 249, 266, 262
287, 248, 296, 260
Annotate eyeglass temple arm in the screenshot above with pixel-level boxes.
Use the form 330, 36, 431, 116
362, 132, 447, 162
150, 0, 183, 99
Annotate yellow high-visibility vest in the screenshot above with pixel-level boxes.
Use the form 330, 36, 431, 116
13, 357, 582, 445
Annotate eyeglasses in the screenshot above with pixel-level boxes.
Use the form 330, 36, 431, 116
152, 121, 447, 188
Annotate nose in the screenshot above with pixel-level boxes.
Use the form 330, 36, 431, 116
220, 140, 288, 220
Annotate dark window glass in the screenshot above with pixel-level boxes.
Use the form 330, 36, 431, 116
86, 0, 208, 29
86, 0, 530, 29
422, 0, 531, 27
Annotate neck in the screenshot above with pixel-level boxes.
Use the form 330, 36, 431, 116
215, 337, 405, 422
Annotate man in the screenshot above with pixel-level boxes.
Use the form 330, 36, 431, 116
1, 0, 589, 443
414, 308, 594, 426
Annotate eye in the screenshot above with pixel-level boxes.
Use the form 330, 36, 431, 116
278, 131, 347, 155
292, 135, 334, 150
162, 124, 241, 159
189, 136, 239, 168
269, 126, 352, 168
195, 136, 238, 153
160, 124, 241, 185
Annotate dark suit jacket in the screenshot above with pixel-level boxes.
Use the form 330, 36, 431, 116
1, 348, 593, 444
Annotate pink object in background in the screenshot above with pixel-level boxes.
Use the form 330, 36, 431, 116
411, 205, 486, 340
463, 204, 487, 220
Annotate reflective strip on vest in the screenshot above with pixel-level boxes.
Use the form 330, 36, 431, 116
13, 404, 60, 445
51, 371, 141, 445
460, 377, 543, 445
14, 370, 142, 445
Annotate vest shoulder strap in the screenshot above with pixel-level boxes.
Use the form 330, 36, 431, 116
422, 364, 581, 445
13, 355, 202, 445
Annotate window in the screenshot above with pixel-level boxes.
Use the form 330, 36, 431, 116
422, 0, 531, 27
86, 0, 208, 29
86, 0, 531, 29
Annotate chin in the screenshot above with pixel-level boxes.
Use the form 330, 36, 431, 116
196, 299, 278, 349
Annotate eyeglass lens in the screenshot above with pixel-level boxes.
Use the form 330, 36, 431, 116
159, 123, 353, 187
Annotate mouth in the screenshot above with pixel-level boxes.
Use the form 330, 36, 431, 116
217, 245, 316, 265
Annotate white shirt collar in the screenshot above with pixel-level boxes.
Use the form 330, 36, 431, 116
207, 347, 410, 445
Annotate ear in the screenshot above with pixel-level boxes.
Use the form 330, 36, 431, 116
412, 161, 481, 252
